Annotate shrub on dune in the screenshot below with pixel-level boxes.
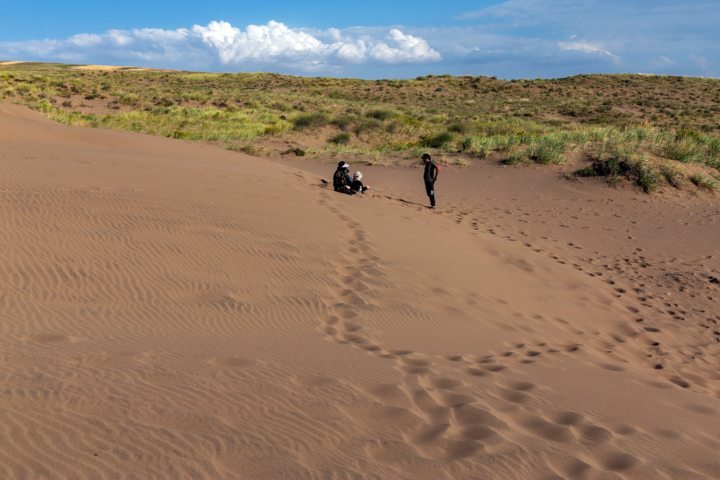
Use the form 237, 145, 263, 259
329, 132, 351, 144
422, 131, 454, 148
531, 136, 568, 164
365, 109, 396, 121
690, 172, 718, 191
292, 113, 330, 131
633, 162, 661, 193
660, 166, 685, 189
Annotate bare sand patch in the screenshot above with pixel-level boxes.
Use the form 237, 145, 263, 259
0, 103, 719, 479
72, 65, 144, 71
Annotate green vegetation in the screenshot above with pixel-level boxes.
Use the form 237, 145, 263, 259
1, 62, 719, 194
660, 165, 685, 189
690, 172, 718, 191
329, 132, 351, 144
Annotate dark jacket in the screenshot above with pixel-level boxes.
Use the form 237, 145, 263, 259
423, 160, 438, 182
351, 180, 368, 193
333, 168, 352, 192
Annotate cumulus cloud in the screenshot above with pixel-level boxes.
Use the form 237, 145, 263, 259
689, 55, 709, 71
557, 41, 621, 65
1, 1, 717, 79
648, 56, 676, 70
0, 21, 440, 72
448, 0, 719, 78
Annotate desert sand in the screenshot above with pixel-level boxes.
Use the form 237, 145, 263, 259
1, 103, 719, 479
71, 65, 133, 71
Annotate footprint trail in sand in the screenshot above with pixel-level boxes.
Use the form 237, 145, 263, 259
1, 104, 720, 479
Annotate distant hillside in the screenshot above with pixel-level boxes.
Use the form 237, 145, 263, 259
2, 62, 719, 194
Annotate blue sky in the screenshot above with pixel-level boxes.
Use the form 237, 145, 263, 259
1, 0, 718, 79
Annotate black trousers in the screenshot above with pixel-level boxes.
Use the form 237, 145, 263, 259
424, 180, 435, 207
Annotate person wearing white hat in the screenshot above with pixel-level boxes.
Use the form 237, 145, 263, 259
333, 161, 354, 194
350, 171, 371, 193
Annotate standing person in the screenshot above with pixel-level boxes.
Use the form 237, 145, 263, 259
422, 153, 439, 209
333, 161, 354, 194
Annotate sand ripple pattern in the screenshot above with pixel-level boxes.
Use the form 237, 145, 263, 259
1, 105, 719, 479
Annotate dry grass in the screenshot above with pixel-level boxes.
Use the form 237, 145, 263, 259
2, 62, 719, 194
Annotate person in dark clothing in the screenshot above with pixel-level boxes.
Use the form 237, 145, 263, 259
350, 171, 372, 193
422, 153, 439, 209
333, 161, 354, 194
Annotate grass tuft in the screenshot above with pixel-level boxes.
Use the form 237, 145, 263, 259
660, 166, 685, 189
690, 172, 718, 191
448, 122, 470, 134
329, 132, 351, 144
365, 109, 395, 121
505, 150, 529, 165
662, 140, 704, 163
4, 62, 720, 197
422, 131, 454, 148
531, 136, 568, 164
293, 113, 330, 131
633, 162, 661, 193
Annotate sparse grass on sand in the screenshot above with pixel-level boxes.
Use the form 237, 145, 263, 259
2, 62, 719, 195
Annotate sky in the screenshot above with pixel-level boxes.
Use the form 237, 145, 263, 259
1, 0, 718, 80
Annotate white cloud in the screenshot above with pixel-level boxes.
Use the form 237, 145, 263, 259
649, 56, 675, 69
0, 21, 440, 72
558, 41, 621, 65
689, 54, 709, 71
1, 2, 717, 80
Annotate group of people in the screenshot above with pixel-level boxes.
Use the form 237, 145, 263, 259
333, 154, 439, 210
333, 162, 372, 194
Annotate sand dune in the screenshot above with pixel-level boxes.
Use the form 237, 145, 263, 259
1, 104, 719, 479
71, 65, 134, 71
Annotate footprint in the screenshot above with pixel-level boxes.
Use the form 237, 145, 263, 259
397, 366, 431, 375
438, 355, 463, 362
597, 363, 625, 372
402, 423, 449, 445
386, 349, 413, 356
546, 456, 593, 479
398, 357, 430, 367
592, 451, 639, 472
512, 412, 574, 442
339, 321, 362, 332
495, 388, 531, 404
498, 380, 536, 392
404, 387, 450, 420
451, 405, 507, 429
478, 364, 505, 372
578, 425, 613, 445
420, 377, 463, 390
544, 410, 584, 426
332, 306, 359, 319
320, 315, 340, 325
670, 378, 691, 389
337, 332, 369, 344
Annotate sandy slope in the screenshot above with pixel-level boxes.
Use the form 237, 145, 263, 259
1, 104, 719, 479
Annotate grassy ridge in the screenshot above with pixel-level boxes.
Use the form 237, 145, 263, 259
2, 62, 720, 193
